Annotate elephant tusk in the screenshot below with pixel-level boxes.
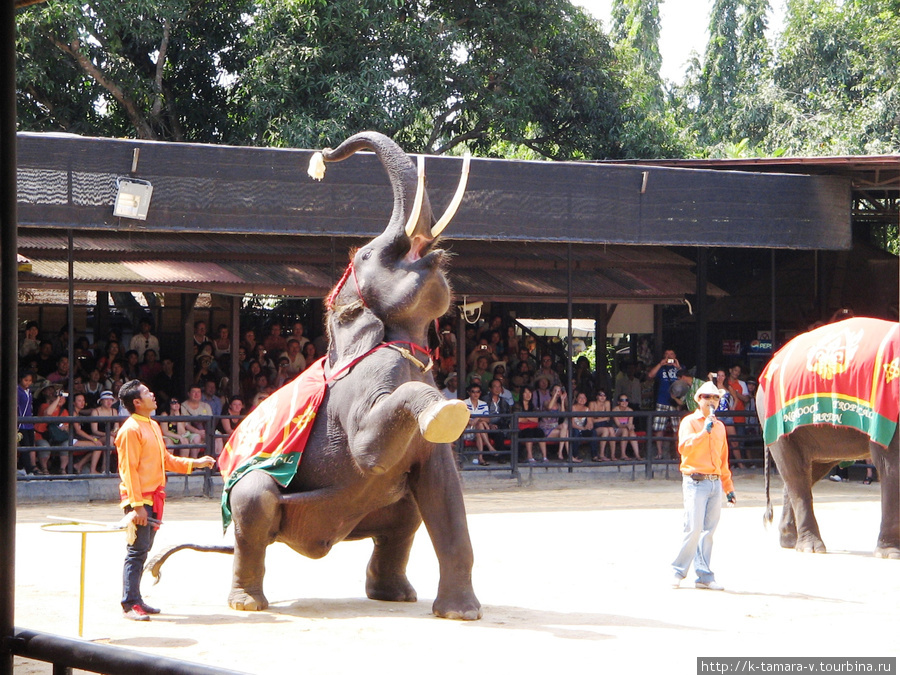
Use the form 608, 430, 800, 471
308, 151, 326, 181
403, 154, 426, 238
431, 152, 471, 237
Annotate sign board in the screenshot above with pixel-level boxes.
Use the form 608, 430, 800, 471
722, 339, 742, 356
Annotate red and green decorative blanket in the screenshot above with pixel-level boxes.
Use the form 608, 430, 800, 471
759, 318, 899, 449
218, 357, 327, 529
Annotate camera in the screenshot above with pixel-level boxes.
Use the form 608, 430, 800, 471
667, 359, 674, 364
58, 390, 68, 398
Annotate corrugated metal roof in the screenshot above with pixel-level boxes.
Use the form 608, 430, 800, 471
17, 230, 726, 302
122, 261, 245, 284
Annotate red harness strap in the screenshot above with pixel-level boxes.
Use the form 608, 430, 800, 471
325, 260, 367, 311
327, 340, 433, 384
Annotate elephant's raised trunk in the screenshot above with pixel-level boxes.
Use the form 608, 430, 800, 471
308, 131, 470, 247
309, 132, 433, 246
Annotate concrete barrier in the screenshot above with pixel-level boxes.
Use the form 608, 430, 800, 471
16, 474, 224, 505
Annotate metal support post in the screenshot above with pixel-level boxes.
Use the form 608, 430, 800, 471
1, 0, 18, 668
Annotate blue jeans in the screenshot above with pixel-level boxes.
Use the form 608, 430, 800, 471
122, 506, 158, 610
672, 475, 722, 584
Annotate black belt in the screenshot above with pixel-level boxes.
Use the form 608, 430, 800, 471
690, 473, 719, 481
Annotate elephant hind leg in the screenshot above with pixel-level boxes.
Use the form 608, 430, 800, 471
357, 498, 421, 603
791, 461, 834, 554
366, 533, 418, 603
779, 482, 798, 549
228, 471, 281, 611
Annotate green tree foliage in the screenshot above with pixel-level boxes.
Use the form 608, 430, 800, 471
16, 0, 688, 160
608, 0, 686, 158
610, 0, 662, 77
687, 0, 771, 147
16, 0, 252, 141
15, 0, 898, 162
763, 0, 900, 155
679, 0, 898, 157
232, 0, 633, 160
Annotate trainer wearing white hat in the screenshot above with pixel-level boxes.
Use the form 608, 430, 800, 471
671, 380, 736, 591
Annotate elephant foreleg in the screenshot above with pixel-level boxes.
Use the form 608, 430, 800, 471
871, 441, 900, 559
229, 471, 281, 611
352, 381, 468, 474
775, 438, 832, 553
410, 444, 482, 621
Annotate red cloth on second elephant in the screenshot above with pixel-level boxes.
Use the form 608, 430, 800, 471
758, 317, 899, 448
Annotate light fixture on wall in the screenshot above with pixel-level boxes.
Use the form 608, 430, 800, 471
113, 177, 153, 220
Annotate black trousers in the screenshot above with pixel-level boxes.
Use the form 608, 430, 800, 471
121, 505, 158, 610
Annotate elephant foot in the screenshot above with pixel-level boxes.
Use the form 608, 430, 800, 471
366, 575, 418, 603
419, 399, 470, 443
794, 535, 827, 554
432, 589, 482, 621
228, 588, 269, 611
779, 532, 797, 549
874, 546, 900, 560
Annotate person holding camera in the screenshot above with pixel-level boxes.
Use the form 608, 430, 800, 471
467, 354, 492, 387
34, 384, 70, 474
647, 349, 681, 459
671, 381, 736, 591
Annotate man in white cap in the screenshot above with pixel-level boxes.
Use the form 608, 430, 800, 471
441, 373, 459, 400
671, 380, 736, 591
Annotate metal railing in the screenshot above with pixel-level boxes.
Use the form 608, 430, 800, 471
17, 409, 876, 486
7, 627, 248, 674
455, 408, 768, 479
14, 414, 244, 497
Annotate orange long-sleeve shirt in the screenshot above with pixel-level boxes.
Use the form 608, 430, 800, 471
117, 413, 196, 508
677, 409, 734, 495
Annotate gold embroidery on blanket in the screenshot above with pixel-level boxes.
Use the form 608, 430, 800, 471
805, 326, 863, 380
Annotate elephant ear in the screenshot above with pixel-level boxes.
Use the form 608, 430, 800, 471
326, 300, 385, 381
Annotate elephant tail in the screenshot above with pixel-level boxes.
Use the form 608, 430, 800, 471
763, 447, 774, 526
144, 544, 234, 585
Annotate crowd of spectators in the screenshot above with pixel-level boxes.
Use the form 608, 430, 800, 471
431, 316, 762, 466
16, 310, 767, 476
15, 317, 324, 476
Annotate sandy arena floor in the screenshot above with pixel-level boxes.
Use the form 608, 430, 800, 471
11, 470, 900, 674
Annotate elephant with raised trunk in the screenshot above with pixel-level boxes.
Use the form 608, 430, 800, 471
148, 131, 482, 620
757, 317, 899, 558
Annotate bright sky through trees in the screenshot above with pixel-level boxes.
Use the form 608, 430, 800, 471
573, 0, 785, 83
